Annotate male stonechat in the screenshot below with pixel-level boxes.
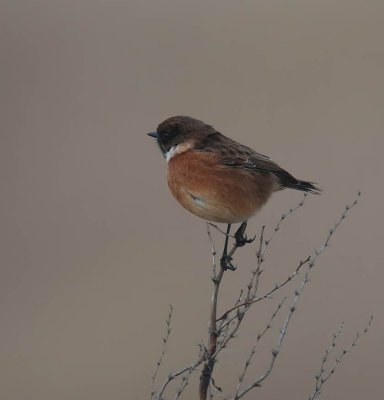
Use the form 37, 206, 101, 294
148, 116, 319, 269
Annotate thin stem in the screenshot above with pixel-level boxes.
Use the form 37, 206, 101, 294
310, 315, 373, 400
156, 358, 204, 400
199, 225, 230, 400
232, 298, 286, 399
250, 195, 307, 300
151, 305, 174, 399
206, 223, 217, 279
217, 256, 310, 323
235, 192, 361, 399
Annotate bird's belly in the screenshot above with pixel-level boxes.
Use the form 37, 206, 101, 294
167, 151, 275, 223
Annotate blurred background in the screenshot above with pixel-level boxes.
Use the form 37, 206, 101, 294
1, 1, 383, 399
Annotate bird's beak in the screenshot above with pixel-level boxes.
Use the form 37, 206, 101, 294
147, 131, 158, 138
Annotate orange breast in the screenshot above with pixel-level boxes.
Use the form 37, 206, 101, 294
167, 150, 276, 223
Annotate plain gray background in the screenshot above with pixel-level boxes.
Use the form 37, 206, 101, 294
1, 1, 383, 399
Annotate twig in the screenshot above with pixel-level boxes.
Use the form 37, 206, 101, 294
199, 224, 230, 400
156, 358, 204, 400
311, 323, 345, 400
263, 194, 308, 258
199, 259, 225, 399
200, 222, 257, 399
233, 191, 361, 398
251, 194, 307, 300
209, 377, 222, 399
232, 298, 286, 399
173, 363, 196, 400
217, 256, 310, 323
309, 315, 373, 400
208, 223, 235, 238
247, 225, 265, 301
212, 197, 310, 365
151, 305, 174, 399
206, 223, 218, 279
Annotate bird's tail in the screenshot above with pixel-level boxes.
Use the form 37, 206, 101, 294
286, 179, 321, 194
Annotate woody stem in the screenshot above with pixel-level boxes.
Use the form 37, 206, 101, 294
199, 224, 231, 400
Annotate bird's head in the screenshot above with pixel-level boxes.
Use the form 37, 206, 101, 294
147, 116, 215, 156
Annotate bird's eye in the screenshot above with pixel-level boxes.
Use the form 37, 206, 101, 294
161, 131, 171, 140
162, 125, 179, 140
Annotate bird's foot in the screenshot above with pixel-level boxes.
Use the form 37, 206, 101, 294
234, 223, 256, 247
220, 255, 237, 271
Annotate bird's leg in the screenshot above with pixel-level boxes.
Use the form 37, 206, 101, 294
234, 221, 256, 247
220, 224, 236, 271
219, 222, 255, 271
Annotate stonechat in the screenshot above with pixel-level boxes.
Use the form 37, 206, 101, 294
148, 116, 319, 269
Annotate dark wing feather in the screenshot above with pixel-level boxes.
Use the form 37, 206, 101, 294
195, 132, 320, 194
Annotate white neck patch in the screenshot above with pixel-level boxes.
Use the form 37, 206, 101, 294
165, 142, 193, 162
165, 146, 177, 162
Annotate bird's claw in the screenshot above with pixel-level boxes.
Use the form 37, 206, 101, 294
234, 231, 256, 247
220, 255, 237, 271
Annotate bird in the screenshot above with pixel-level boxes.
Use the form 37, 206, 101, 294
148, 116, 320, 270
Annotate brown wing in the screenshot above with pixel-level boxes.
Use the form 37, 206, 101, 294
195, 132, 320, 193
195, 132, 270, 162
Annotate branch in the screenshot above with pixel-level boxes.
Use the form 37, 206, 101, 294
263, 194, 308, 256
234, 191, 361, 398
309, 315, 373, 400
251, 194, 307, 300
209, 197, 310, 376
208, 223, 235, 239
173, 362, 196, 400
217, 256, 310, 323
206, 223, 218, 279
232, 298, 286, 399
199, 224, 226, 400
156, 357, 204, 400
151, 305, 174, 399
